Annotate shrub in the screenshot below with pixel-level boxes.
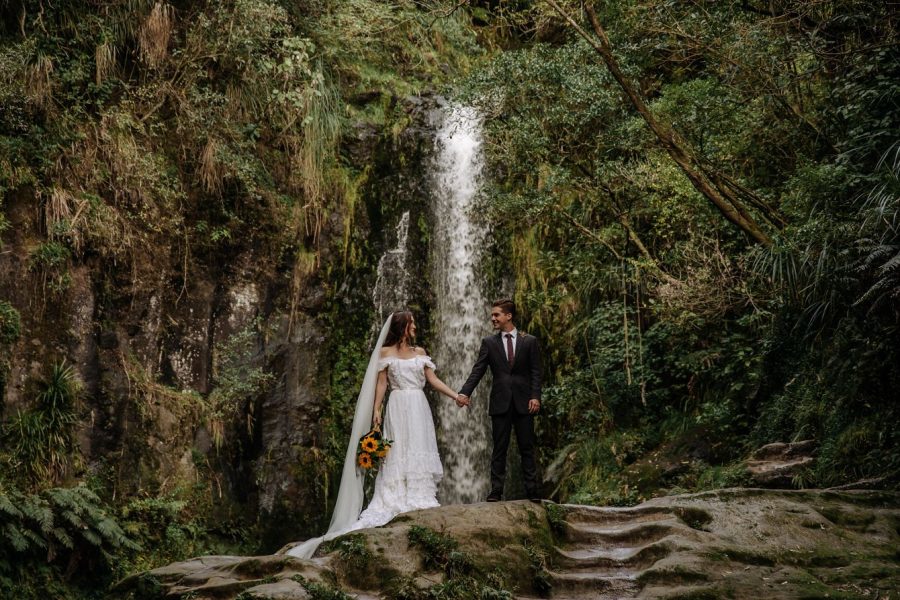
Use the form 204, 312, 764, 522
4, 361, 82, 486
0, 301, 20, 346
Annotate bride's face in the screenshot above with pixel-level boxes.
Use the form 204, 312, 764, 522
405, 318, 417, 341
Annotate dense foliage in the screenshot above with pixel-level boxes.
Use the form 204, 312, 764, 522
463, 0, 899, 503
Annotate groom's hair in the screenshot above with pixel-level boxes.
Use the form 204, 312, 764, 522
492, 299, 516, 319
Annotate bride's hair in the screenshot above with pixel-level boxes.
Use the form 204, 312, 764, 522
383, 311, 415, 347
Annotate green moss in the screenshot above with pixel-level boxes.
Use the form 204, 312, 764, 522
521, 538, 552, 597
817, 505, 877, 530
544, 503, 568, 537
290, 575, 352, 600
0, 300, 20, 345
385, 574, 513, 600
659, 589, 720, 600
322, 533, 393, 589
402, 526, 514, 599
320, 533, 371, 566
408, 525, 465, 574
784, 569, 884, 600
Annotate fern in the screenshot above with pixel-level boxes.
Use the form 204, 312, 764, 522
21, 529, 46, 550
4, 523, 28, 552
20, 497, 53, 534
0, 483, 139, 569
876, 248, 900, 275
49, 527, 73, 550
0, 494, 23, 520
80, 529, 102, 547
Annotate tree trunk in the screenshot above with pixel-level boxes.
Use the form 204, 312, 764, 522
546, 0, 774, 247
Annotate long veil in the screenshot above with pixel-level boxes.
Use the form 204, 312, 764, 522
286, 313, 393, 558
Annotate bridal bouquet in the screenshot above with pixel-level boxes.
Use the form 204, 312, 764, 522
357, 426, 392, 470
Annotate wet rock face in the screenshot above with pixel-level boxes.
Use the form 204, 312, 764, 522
115, 489, 900, 600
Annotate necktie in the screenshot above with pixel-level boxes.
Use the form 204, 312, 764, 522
505, 333, 514, 366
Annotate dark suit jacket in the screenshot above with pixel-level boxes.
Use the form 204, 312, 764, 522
460, 332, 542, 416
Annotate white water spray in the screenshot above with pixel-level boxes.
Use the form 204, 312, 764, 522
373, 211, 411, 320
430, 104, 492, 504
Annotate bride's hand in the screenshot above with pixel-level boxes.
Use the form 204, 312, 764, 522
373, 413, 382, 428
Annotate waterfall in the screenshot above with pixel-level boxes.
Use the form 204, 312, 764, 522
430, 104, 492, 504
373, 211, 411, 321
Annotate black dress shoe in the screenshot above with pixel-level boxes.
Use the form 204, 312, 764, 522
486, 493, 501, 502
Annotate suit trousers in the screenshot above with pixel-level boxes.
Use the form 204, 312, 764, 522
490, 407, 537, 496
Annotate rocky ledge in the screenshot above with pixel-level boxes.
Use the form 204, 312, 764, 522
112, 488, 900, 599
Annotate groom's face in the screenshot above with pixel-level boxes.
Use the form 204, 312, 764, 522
490, 308, 513, 331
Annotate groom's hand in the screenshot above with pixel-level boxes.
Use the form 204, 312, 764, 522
456, 393, 470, 408
528, 399, 540, 414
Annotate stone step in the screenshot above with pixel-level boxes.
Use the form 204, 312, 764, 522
560, 519, 683, 546
559, 504, 675, 526
545, 570, 642, 597
553, 539, 673, 571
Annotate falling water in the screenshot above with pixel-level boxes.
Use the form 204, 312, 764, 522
372, 211, 411, 321
430, 104, 492, 504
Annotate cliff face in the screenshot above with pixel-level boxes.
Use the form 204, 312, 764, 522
0, 93, 441, 548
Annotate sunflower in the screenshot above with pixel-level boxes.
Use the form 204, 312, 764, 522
361, 436, 378, 453
376, 447, 388, 458
358, 452, 373, 469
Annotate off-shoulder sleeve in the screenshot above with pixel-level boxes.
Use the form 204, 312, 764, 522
420, 355, 436, 370
377, 356, 393, 372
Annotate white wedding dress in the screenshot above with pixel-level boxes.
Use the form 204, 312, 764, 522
286, 348, 442, 558
348, 354, 443, 530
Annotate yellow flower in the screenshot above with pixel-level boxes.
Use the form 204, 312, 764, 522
358, 453, 373, 469
376, 447, 388, 458
361, 436, 378, 453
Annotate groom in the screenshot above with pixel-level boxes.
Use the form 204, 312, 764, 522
458, 299, 543, 502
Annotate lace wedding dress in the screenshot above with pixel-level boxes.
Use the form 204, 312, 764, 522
348, 354, 443, 530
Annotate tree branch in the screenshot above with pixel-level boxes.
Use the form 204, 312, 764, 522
559, 208, 623, 261
545, 0, 774, 246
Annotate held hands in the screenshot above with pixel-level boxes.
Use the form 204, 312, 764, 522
528, 399, 540, 414
456, 393, 470, 408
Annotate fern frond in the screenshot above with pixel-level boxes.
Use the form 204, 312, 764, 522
21, 496, 54, 533
21, 528, 47, 549
50, 526, 73, 549
876, 249, 900, 275
4, 523, 29, 552
80, 529, 102, 547
60, 509, 87, 530
0, 494, 23, 520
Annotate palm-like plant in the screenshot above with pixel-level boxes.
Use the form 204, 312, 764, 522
855, 142, 900, 314
5, 361, 82, 485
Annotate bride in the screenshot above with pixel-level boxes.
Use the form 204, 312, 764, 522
287, 311, 461, 558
